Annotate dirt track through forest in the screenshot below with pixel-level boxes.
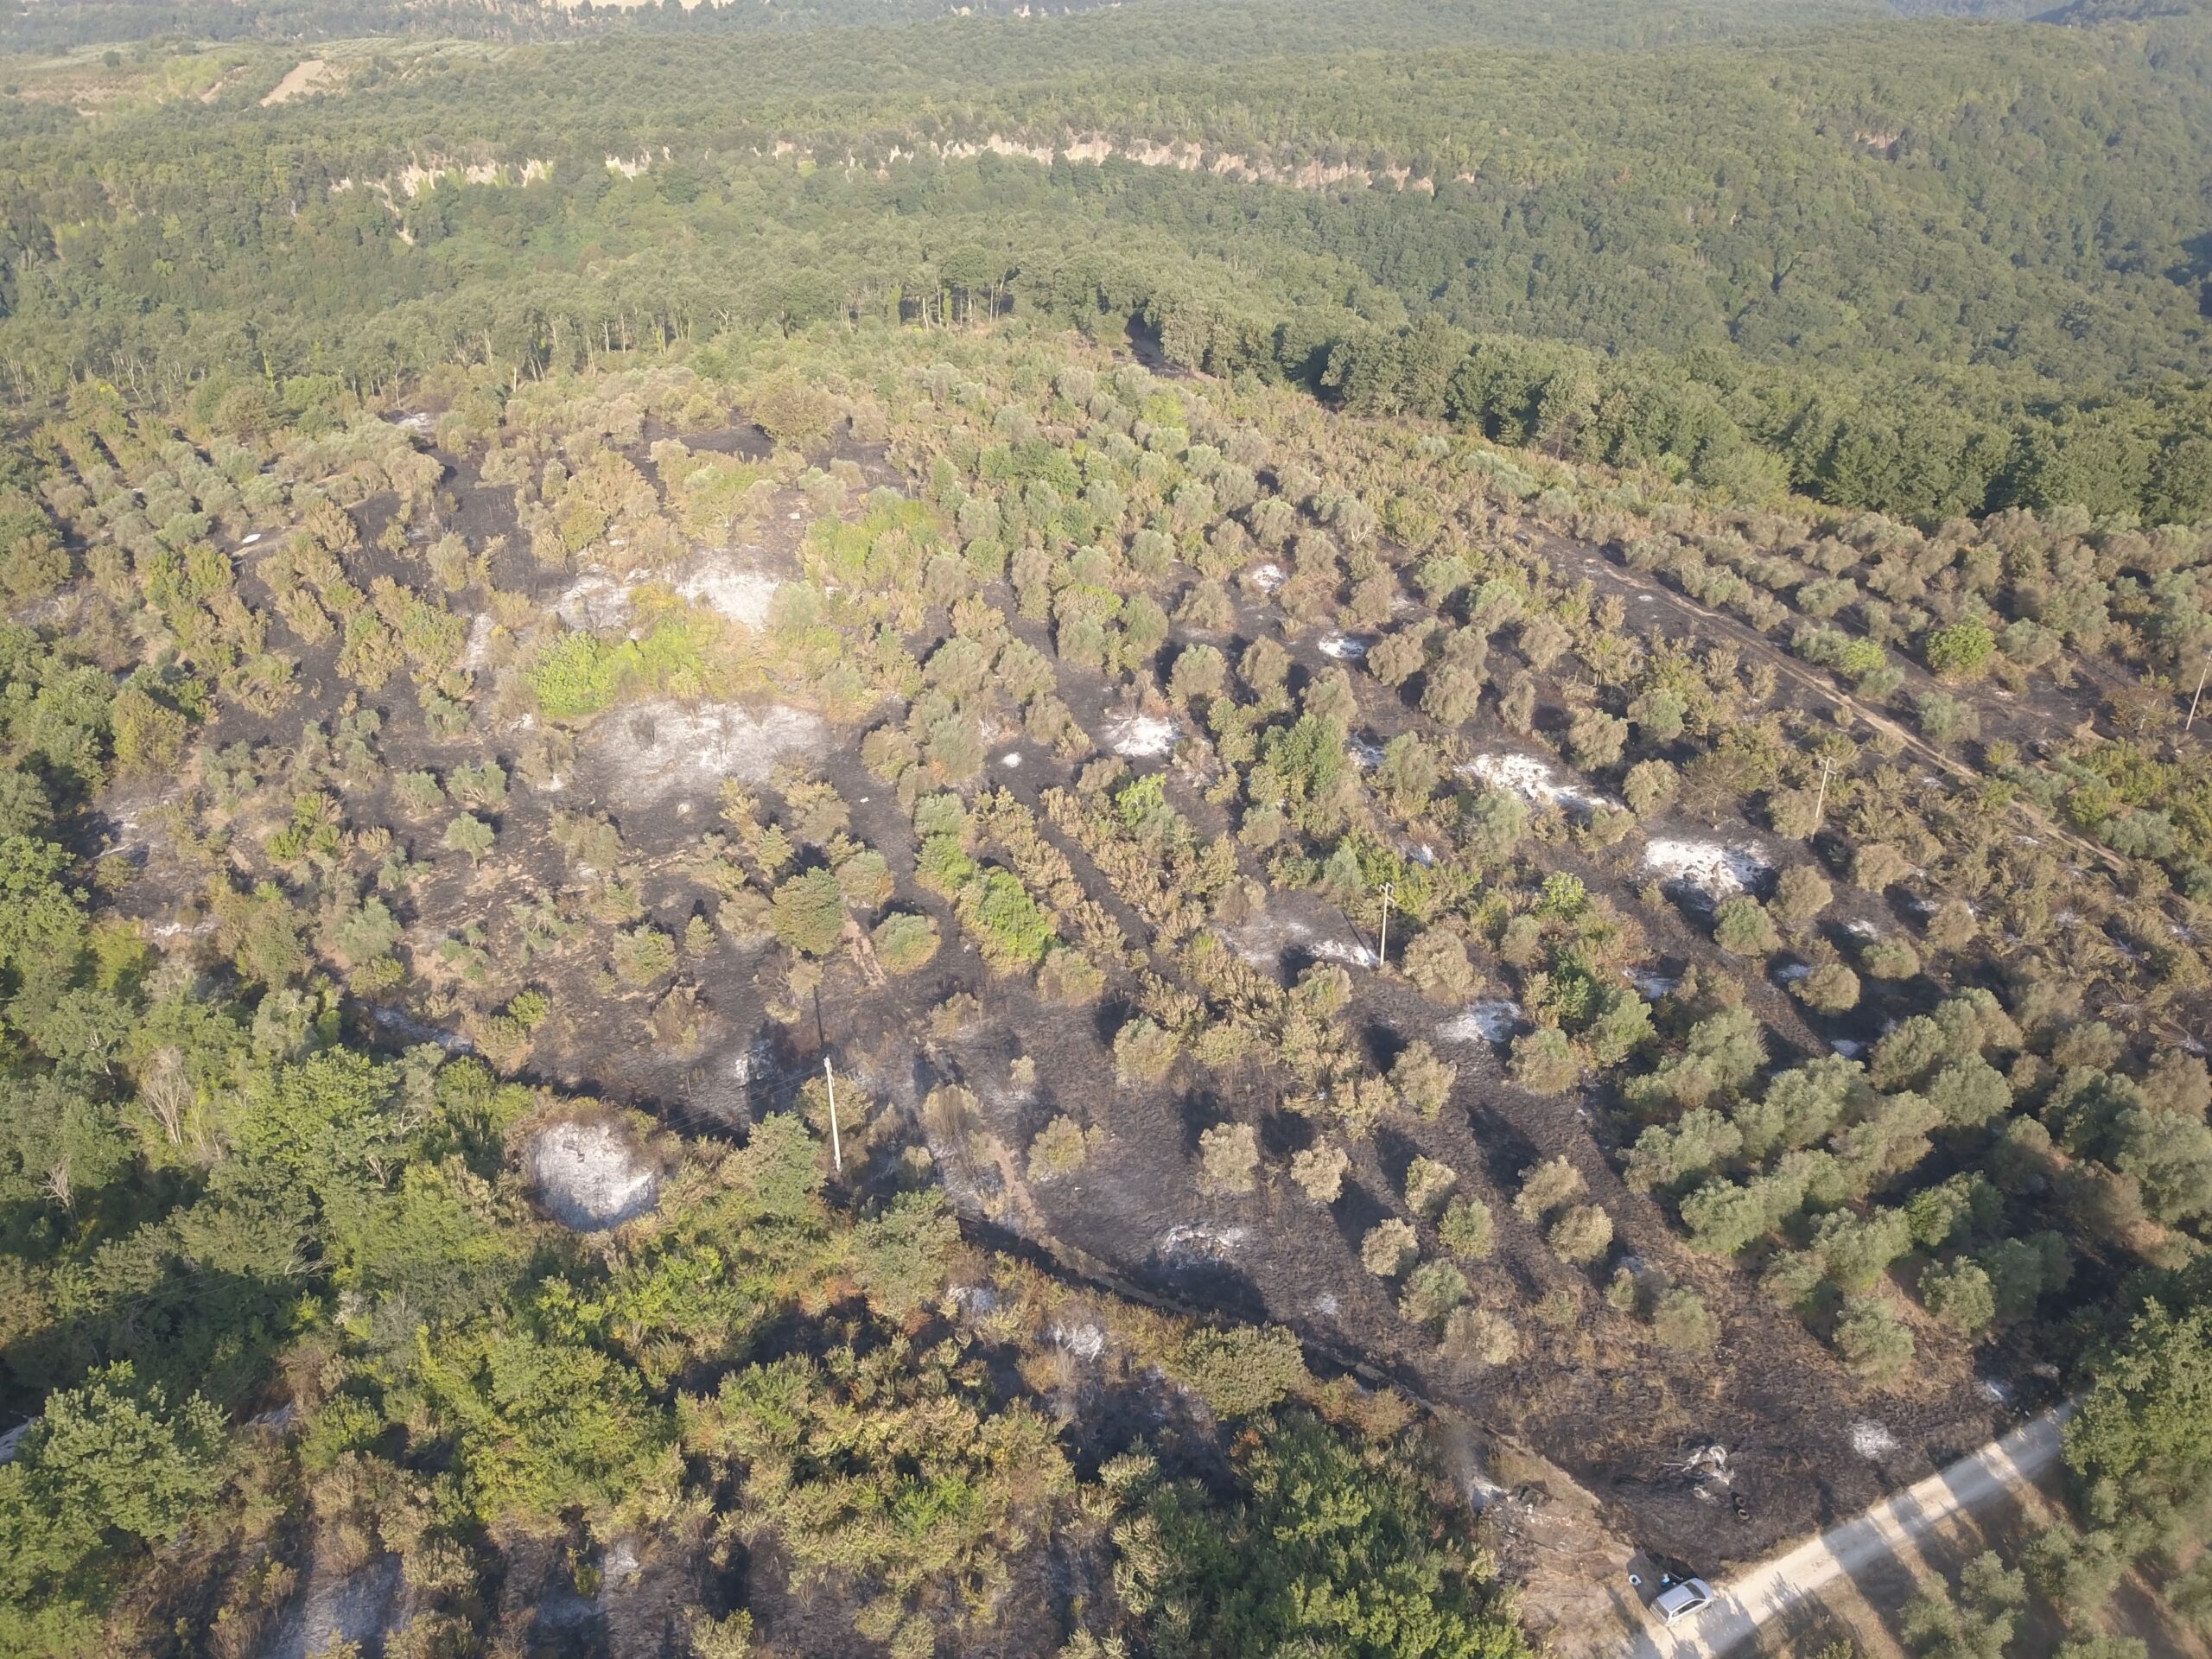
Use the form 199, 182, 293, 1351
1621, 1406, 2075, 1659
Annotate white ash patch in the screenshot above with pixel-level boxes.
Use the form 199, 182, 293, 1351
1105, 713, 1178, 758
1319, 632, 1370, 660
259, 1553, 402, 1659
1311, 937, 1377, 969
1051, 1322, 1107, 1361
534, 1584, 597, 1631
395, 410, 435, 434
1642, 836, 1769, 898
554, 573, 632, 630
461, 612, 496, 671
1227, 911, 1311, 965
949, 1284, 1000, 1316
998, 751, 1022, 769
529, 1121, 658, 1231
1349, 734, 1386, 770
1226, 906, 1370, 970
601, 1539, 642, 1588
1463, 752, 1612, 813
1830, 1039, 1866, 1058
1978, 1377, 2011, 1404
698, 1035, 789, 1123
1439, 999, 1523, 1046
367, 1004, 468, 1052
673, 562, 779, 628
1775, 962, 1811, 982
588, 700, 825, 800
1849, 1419, 1899, 1459
1249, 563, 1286, 592
0, 1420, 29, 1465
1159, 1224, 1248, 1261
1629, 969, 1677, 999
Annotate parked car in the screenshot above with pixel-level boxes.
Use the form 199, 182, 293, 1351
1652, 1577, 1717, 1624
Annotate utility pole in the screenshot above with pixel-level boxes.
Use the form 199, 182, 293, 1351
1377, 881, 1394, 972
823, 1057, 842, 1177
1811, 755, 1834, 830
2189, 658, 2209, 734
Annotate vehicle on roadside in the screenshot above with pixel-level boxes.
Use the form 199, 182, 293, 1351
1653, 1577, 1717, 1624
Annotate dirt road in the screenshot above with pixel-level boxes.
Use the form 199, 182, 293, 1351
1623, 1406, 2075, 1659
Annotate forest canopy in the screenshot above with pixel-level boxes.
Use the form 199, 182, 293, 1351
4, 0, 2212, 522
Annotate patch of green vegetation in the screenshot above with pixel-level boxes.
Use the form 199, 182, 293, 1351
529, 613, 721, 721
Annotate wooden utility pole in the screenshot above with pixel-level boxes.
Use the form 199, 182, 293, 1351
823, 1057, 842, 1177
2188, 658, 2209, 734
1811, 755, 1834, 829
1377, 882, 1395, 972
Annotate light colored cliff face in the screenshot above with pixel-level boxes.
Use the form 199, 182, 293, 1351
331, 156, 557, 198
328, 129, 1443, 232
899, 129, 1444, 194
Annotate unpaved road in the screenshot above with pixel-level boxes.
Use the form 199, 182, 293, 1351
1624, 1406, 2075, 1659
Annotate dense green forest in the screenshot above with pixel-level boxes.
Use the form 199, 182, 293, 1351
5, 0, 2212, 1655
0, 0, 1901, 54
4, 0, 2212, 520
0, 0, 1142, 53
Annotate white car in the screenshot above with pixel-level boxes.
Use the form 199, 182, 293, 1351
1653, 1578, 1717, 1624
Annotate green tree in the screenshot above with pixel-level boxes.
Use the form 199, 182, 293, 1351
1712, 896, 1780, 957
771, 868, 848, 957
413, 1327, 672, 1530
1176, 1325, 1308, 1417
849, 1189, 958, 1318
2064, 1303, 2212, 1518
1510, 1027, 1580, 1095
1198, 1122, 1260, 1195
1122, 1413, 1528, 1659
1548, 1204, 1614, 1265
1834, 1295, 1915, 1382
0, 1363, 228, 1653
1920, 1260, 1997, 1336
1439, 1197, 1496, 1261
871, 911, 940, 974
1923, 620, 1997, 683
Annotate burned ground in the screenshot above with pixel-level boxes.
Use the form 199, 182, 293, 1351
99, 420, 2027, 1573
25, 330, 2209, 1658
